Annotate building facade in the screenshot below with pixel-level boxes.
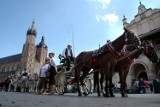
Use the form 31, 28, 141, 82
0, 20, 48, 78
122, 1, 160, 87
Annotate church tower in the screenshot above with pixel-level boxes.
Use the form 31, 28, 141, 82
21, 20, 37, 74
36, 36, 48, 65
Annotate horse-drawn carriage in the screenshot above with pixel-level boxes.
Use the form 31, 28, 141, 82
55, 54, 93, 96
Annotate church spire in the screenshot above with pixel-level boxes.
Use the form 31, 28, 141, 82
31, 19, 35, 30
37, 36, 48, 48
122, 15, 129, 28
139, 0, 141, 5
137, 0, 146, 15
27, 19, 37, 37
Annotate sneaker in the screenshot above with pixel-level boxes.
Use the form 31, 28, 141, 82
48, 92, 54, 95
45, 92, 50, 95
42, 92, 46, 95
36, 92, 41, 95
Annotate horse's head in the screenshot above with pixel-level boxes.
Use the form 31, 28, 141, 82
142, 40, 159, 63
123, 27, 141, 51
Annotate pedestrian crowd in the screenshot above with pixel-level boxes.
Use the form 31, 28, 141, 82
130, 77, 160, 94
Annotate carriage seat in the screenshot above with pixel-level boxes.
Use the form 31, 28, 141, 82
58, 54, 74, 65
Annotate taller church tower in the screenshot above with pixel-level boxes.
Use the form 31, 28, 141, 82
21, 20, 37, 73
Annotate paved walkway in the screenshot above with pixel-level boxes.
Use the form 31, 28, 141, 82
0, 92, 160, 107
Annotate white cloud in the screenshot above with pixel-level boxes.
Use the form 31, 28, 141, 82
86, 0, 118, 27
86, 0, 111, 9
96, 13, 119, 27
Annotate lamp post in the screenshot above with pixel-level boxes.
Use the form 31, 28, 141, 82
68, 25, 75, 56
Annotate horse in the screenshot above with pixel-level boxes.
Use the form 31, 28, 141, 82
75, 28, 141, 96
94, 40, 159, 97
116, 40, 159, 97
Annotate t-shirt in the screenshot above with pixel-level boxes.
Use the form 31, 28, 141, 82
138, 81, 145, 87
50, 57, 57, 71
39, 64, 50, 78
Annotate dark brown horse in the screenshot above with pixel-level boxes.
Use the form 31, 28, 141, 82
118, 40, 159, 96
95, 40, 159, 97
75, 28, 140, 96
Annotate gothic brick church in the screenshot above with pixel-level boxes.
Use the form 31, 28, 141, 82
0, 20, 48, 78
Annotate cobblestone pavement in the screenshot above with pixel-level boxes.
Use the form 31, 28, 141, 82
0, 92, 160, 107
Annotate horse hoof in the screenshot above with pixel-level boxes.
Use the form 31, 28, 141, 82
83, 92, 88, 96
103, 93, 110, 97
78, 94, 82, 96
125, 94, 128, 97
110, 94, 115, 97
98, 94, 101, 97
121, 94, 128, 97
121, 95, 125, 97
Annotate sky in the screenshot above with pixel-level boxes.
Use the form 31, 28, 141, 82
0, 0, 160, 64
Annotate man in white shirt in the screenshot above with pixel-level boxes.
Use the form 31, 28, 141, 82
62, 44, 74, 71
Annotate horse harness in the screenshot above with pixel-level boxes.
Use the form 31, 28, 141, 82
90, 40, 136, 65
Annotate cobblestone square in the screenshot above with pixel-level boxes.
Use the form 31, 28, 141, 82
0, 92, 160, 107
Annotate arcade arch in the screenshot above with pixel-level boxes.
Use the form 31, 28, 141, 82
129, 62, 149, 81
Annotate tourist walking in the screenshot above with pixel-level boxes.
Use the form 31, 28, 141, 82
37, 58, 50, 94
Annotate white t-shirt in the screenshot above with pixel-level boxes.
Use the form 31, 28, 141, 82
50, 57, 57, 71
39, 64, 50, 78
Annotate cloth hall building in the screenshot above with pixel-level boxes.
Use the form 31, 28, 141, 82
113, 2, 160, 87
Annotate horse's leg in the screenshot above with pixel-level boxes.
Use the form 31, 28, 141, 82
100, 71, 104, 95
94, 71, 101, 96
75, 67, 82, 96
109, 64, 115, 97
8, 83, 11, 92
103, 67, 110, 97
119, 68, 126, 97
123, 69, 129, 97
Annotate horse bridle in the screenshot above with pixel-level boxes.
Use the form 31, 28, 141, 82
125, 30, 141, 51
143, 43, 159, 62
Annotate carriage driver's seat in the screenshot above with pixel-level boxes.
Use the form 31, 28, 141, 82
58, 54, 74, 68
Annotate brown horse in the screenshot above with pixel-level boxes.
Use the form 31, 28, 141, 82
115, 40, 159, 97
95, 40, 159, 97
75, 28, 140, 96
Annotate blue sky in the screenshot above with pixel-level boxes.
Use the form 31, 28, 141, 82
0, 0, 160, 64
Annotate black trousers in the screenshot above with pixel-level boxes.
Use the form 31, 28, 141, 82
49, 66, 56, 85
66, 56, 74, 70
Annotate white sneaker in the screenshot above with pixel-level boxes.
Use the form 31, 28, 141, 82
42, 92, 46, 95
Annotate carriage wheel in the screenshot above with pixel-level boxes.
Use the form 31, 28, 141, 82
56, 73, 66, 95
79, 77, 92, 96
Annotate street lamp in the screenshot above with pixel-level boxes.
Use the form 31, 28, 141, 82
68, 25, 75, 56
